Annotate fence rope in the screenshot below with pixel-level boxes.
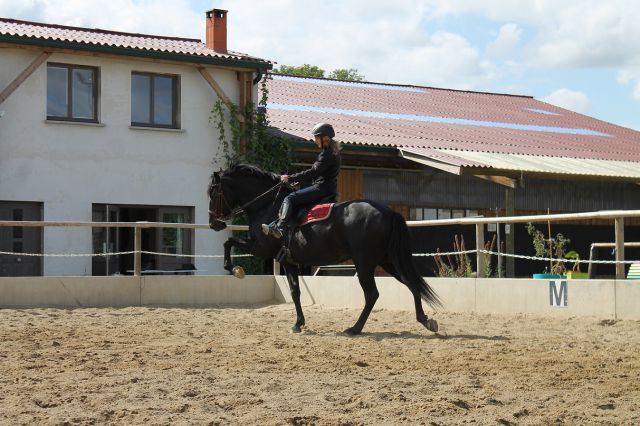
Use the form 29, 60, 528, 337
0, 250, 251, 259
2, 249, 637, 264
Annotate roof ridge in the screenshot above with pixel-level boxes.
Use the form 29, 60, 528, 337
0, 17, 201, 43
269, 72, 534, 99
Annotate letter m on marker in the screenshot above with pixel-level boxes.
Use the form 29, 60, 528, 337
549, 280, 568, 307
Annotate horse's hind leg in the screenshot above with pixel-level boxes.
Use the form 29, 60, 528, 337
344, 263, 379, 336
380, 261, 438, 333
284, 264, 305, 333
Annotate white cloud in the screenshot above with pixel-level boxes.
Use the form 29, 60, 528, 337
486, 23, 521, 59
541, 88, 591, 114
214, 0, 495, 89
0, 0, 202, 38
617, 67, 640, 102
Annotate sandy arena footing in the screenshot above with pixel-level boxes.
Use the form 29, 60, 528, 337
1, 304, 639, 425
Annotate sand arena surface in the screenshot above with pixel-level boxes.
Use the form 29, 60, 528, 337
1, 304, 639, 425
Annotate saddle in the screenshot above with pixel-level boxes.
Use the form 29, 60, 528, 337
291, 194, 337, 227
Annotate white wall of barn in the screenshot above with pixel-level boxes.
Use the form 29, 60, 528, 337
0, 47, 244, 276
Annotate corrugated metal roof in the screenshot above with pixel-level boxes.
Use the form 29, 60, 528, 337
0, 17, 271, 66
402, 148, 640, 179
266, 74, 640, 179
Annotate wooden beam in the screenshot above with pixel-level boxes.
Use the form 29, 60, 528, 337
197, 66, 244, 122
238, 71, 248, 155
474, 174, 516, 188
0, 51, 51, 105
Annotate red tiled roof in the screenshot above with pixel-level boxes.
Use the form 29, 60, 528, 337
0, 17, 271, 66
265, 74, 640, 178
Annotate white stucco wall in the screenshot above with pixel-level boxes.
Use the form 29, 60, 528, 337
0, 47, 249, 275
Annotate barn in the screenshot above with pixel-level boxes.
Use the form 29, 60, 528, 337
264, 74, 640, 277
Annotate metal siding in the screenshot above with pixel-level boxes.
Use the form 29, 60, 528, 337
363, 169, 503, 208
364, 169, 640, 212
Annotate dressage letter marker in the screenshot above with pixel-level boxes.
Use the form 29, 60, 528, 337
549, 280, 568, 307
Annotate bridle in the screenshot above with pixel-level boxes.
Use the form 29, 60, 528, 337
208, 182, 234, 221
208, 180, 286, 222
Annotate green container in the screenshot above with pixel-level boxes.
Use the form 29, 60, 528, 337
532, 273, 566, 279
566, 271, 589, 279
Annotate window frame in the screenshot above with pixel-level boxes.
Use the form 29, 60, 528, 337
46, 62, 99, 123
130, 71, 180, 129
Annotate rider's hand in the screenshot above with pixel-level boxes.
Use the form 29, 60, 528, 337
280, 175, 289, 184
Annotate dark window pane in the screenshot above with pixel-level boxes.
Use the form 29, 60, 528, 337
72, 68, 95, 119
47, 66, 68, 117
12, 209, 23, 221
13, 241, 23, 253
131, 74, 151, 124
153, 76, 174, 125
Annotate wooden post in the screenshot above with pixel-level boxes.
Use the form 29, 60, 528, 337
134, 226, 142, 277
238, 71, 248, 156
615, 217, 625, 279
476, 223, 485, 278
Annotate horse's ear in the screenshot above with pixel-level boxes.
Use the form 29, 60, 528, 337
213, 171, 220, 183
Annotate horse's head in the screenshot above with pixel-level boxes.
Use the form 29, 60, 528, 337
208, 170, 231, 231
207, 163, 282, 230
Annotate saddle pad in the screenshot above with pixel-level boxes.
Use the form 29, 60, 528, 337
301, 203, 334, 226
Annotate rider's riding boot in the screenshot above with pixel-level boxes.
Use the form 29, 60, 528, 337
262, 199, 291, 239
262, 220, 284, 239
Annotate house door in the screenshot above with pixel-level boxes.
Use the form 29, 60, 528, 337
92, 205, 121, 275
0, 201, 43, 276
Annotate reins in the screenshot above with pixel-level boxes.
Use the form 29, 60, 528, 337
209, 181, 285, 221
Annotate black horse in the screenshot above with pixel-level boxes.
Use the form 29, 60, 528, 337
208, 164, 441, 335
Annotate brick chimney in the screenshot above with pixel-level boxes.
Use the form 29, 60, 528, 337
206, 9, 228, 51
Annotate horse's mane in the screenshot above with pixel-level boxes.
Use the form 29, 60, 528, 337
227, 163, 280, 183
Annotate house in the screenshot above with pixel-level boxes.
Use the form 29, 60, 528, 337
264, 74, 640, 277
0, 10, 272, 276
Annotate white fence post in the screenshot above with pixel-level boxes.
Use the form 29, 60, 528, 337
476, 223, 485, 277
615, 217, 625, 279
134, 226, 142, 277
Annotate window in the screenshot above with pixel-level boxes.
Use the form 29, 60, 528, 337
409, 207, 478, 220
47, 63, 98, 122
131, 72, 179, 128
161, 213, 186, 255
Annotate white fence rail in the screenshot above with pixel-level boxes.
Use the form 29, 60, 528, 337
1, 209, 640, 278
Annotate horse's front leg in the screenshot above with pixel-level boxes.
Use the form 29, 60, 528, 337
223, 236, 255, 275
284, 263, 305, 333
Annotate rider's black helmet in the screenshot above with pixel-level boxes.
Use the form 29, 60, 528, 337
312, 122, 335, 138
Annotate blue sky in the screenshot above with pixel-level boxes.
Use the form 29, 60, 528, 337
2, 0, 639, 130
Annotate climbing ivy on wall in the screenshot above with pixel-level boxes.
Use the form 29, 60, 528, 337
211, 76, 292, 174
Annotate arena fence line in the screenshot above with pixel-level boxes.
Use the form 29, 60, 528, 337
1, 209, 640, 278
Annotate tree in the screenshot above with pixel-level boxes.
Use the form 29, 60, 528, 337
275, 64, 366, 81
328, 68, 364, 81
274, 64, 325, 78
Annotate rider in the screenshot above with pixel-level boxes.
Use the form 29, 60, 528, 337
262, 122, 341, 239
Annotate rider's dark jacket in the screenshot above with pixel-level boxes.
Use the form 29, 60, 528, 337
288, 146, 341, 194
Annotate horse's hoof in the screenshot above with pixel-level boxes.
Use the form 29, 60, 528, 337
232, 266, 245, 279
343, 327, 361, 336
291, 324, 302, 333
425, 319, 439, 333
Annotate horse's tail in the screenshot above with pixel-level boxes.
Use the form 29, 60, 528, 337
387, 212, 443, 309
